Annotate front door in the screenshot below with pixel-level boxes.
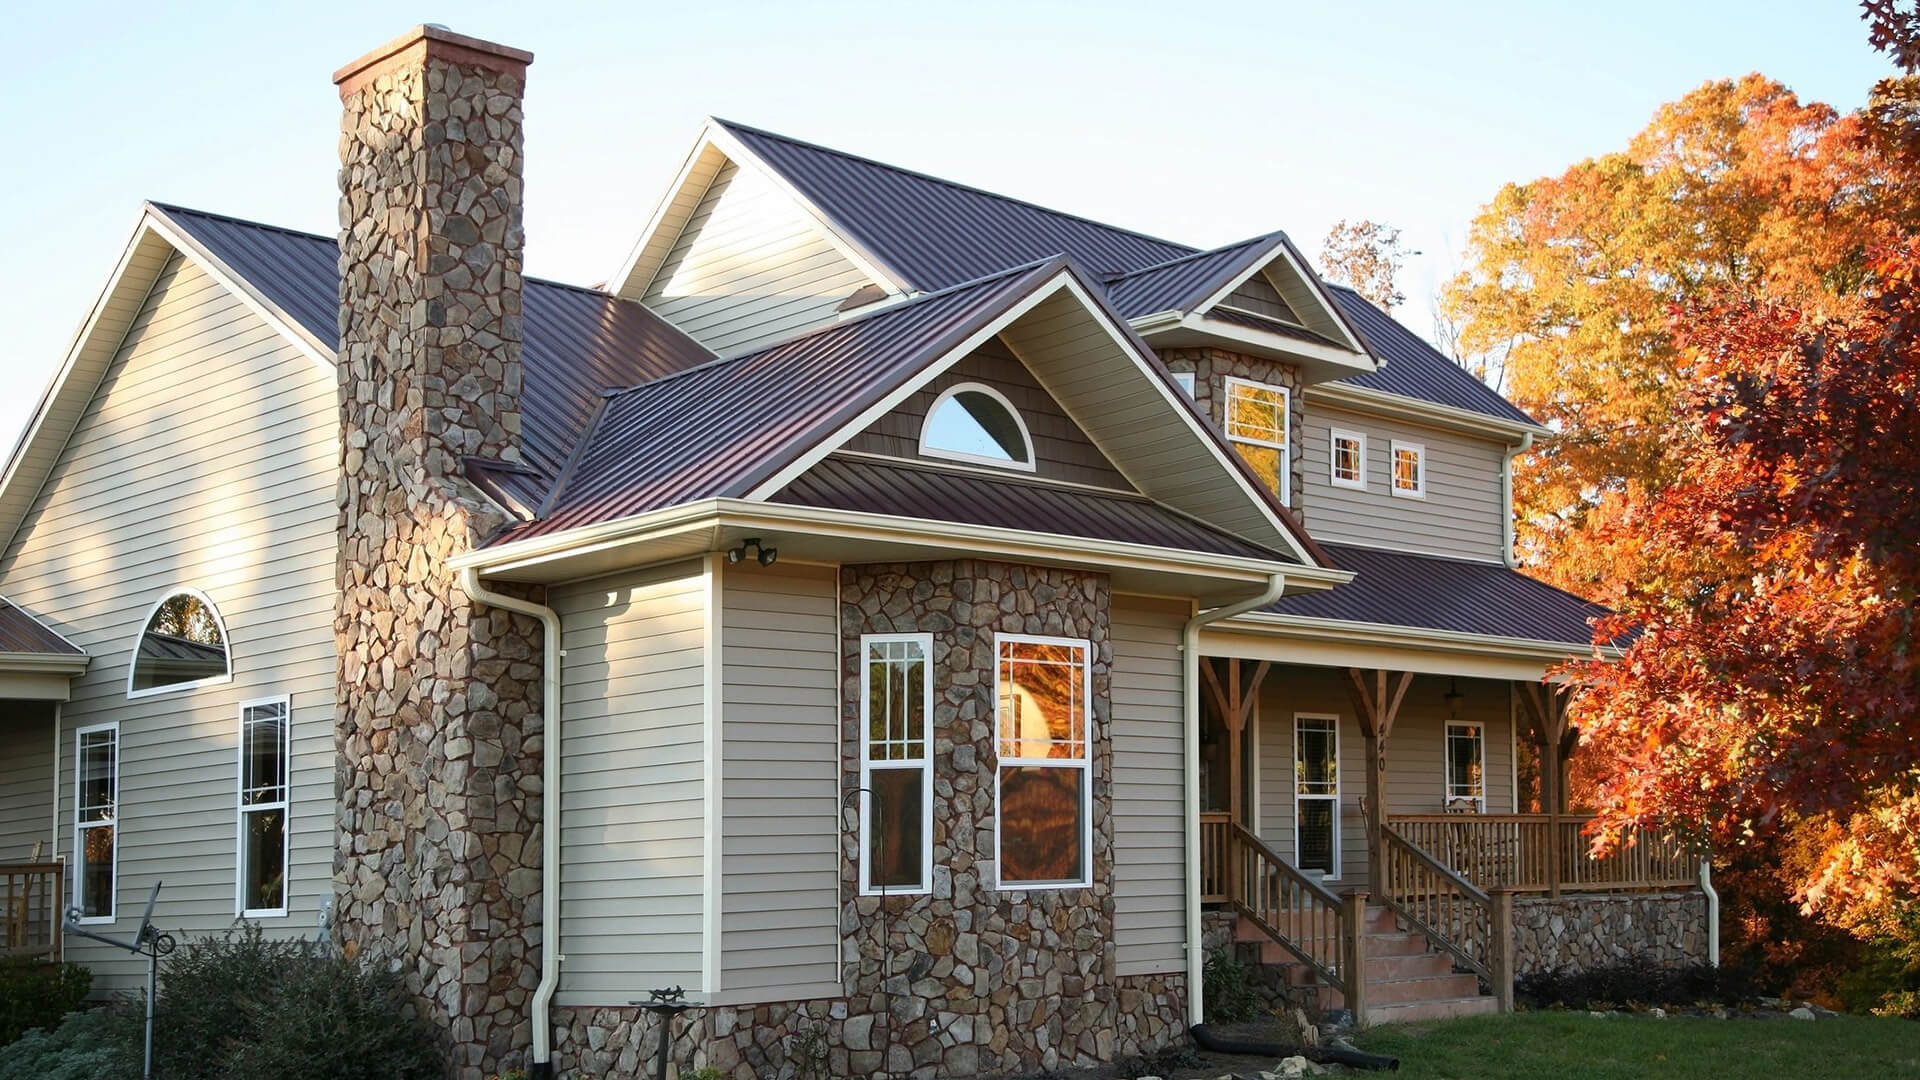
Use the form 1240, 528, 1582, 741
1294, 713, 1340, 879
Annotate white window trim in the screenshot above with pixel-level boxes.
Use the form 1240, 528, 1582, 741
1223, 376, 1291, 505
236, 695, 292, 918
1390, 440, 1427, 500
917, 381, 1037, 473
993, 632, 1094, 892
1329, 428, 1367, 490
858, 633, 935, 897
1293, 712, 1341, 882
72, 721, 120, 925
1170, 371, 1197, 397
1445, 720, 1487, 813
125, 586, 233, 699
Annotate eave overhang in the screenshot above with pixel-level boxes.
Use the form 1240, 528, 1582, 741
1130, 309, 1377, 383
1204, 609, 1615, 682
453, 498, 1351, 606
1308, 381, 1552, 444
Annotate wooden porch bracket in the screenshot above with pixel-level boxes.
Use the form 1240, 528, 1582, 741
1201, 657, 1272, 829
1346, 667, 1414, 889
1517, 681, 1580, 898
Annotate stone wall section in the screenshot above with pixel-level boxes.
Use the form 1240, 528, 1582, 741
1511, 892, 1709, 975
1160, 348, 1307, 521
333, 30, 546, 1080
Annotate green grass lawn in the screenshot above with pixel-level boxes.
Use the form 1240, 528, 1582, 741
1352, 1011, 1920, 1080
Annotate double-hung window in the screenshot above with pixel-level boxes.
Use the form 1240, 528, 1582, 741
995, 634, 1091, 889
74, 724, 119, 922
860, 634, 932, 894
1390, 440, 1426, 498
1445, 721, 1485, 812
1294, 714, 1339, 879
1329, 429, 1366, 489
1224, 377, 1291, 504
239, 698, 291, 916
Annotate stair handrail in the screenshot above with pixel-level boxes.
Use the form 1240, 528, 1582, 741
1378, 824, 1496, 984
1223, 822, 1357, 998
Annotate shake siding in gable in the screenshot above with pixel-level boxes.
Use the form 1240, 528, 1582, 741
719, 562, 841, 1000
1299, 403, 1508, 563
0, 251, 336, 990
641, 160, 876, 357
553, 561, 709, 1005
1110, 595, 1190, 976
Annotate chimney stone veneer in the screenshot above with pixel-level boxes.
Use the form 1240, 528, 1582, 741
332, 26, 545, 1079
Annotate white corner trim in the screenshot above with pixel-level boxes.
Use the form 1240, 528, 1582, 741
701, 553, 724, 997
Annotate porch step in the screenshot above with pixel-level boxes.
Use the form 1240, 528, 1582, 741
1231, 908, 1499, 1027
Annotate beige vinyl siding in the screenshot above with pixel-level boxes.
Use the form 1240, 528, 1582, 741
641, 159, 876, 356
553, 561, 709, 1006
1254, 668, 1515, 892
0, 250, 336, 990
845, 341, 1135, 490
1299, 402, 1508, 563
1110, 595, 1189, 976
0, 703, 56, 861
719, 562, 841, 1000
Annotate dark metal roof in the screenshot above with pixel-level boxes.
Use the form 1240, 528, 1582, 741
152, 204, 716, 481
508, 259, 1069, 541
1103, 233, 1279, 319
0, 598, 83, 656
773, 455, 1286, 560
1328, 286, 1539, 427
1264, 543, 1609, 646
718, 120, 1195, 290
1202, 306, 1345, 349
136, 631, 226, 664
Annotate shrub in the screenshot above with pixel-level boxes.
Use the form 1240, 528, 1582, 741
1203, 945, 1260, 1023
152, 924, 442, 1080
1515, 955, 1763, 1011
0, 1003, 139, 1080
0, 957, 91, 1045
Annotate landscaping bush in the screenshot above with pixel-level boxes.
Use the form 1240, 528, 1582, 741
1515, 954, 1763, 1011
151, 925, 443, 1080
0, 957, 91, 1045
0, 1003, 139, 1080
1203, 945, 1261, 1022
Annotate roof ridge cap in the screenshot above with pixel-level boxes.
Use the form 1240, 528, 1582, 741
714, 119, 1199, 258
1105, 231, 1286, 282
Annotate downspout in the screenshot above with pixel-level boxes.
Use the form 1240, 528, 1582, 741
1699, 858, 1720, 967
1502, 432, 1534, 569
1181, 573, 1287, 1026
458, 567, 563, 1078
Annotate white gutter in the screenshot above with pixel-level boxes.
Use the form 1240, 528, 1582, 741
1181, 572, 1288, 1026
1502, 432, 1535, 569
1309, 382, 1550, 445
1699, 858, 1720, 967
456, 568, 563, 1073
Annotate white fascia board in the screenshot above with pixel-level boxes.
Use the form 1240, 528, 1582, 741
0, 652, 89, 675
1307, 382, 1550, 444
143, 206, 335, 370
1174, 312, 1374, 372
450, 497, 1351, 590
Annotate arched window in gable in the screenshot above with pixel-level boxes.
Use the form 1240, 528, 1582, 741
128, 588, 231, 697
918, 383, 1035, 472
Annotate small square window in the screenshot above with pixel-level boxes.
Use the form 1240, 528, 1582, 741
1390, 441, 1426, 499
1329, 429, 1366, 489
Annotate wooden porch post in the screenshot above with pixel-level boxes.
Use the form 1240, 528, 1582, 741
1490, 887, 1516, 1012
1201, 657, 1270, 903
1342, 889, 1371, 1027
1347, 668, 1413, 891
1518, 682, 1575, 897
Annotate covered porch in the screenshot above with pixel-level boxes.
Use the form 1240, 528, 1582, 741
0, 597, 89, 963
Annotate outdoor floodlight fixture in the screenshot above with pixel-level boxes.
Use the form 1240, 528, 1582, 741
727, 537, 777, 567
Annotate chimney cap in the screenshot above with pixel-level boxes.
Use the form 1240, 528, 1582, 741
334, 24, 533, 94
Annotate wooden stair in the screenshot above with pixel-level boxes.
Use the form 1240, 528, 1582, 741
1234, 905, 1499, 1026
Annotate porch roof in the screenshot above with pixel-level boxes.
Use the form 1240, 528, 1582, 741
0, 598, 82, 660
1261, 544, 1611, 648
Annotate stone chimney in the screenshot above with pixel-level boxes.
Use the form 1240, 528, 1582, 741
332, 27, 544, 1080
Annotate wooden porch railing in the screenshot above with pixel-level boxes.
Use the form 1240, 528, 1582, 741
0, 862, 64, 963
1377, 827, 1499, 983
1205, 813, 1367, 1019
1387, 814, 1696, 896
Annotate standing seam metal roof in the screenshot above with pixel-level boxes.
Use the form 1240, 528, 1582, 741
1103, 234, 1280, 319
509, 259, 1068, 541
1263, 543, 1608, 646
1327, 286, 1539, 426
772, 455, 1287, 560
152, 204, 716, 482
717, 120, 1195, 290
0, 598, 83, 656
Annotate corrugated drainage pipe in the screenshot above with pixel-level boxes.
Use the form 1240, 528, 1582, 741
1181, 573, 1287, 1025
459, 568, 563, 1079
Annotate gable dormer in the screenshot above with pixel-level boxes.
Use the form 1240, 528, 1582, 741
609, 124, 898, 356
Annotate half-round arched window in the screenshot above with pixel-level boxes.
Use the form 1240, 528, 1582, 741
128, 588, 231, 697
918, 383, 1035, 472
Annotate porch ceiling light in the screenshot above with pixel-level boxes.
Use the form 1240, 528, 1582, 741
1444, 678, 1465, 720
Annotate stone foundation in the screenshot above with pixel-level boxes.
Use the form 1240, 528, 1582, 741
1512, 892, 1708, 975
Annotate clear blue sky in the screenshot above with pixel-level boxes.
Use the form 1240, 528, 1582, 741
0, 1, 1885, 454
